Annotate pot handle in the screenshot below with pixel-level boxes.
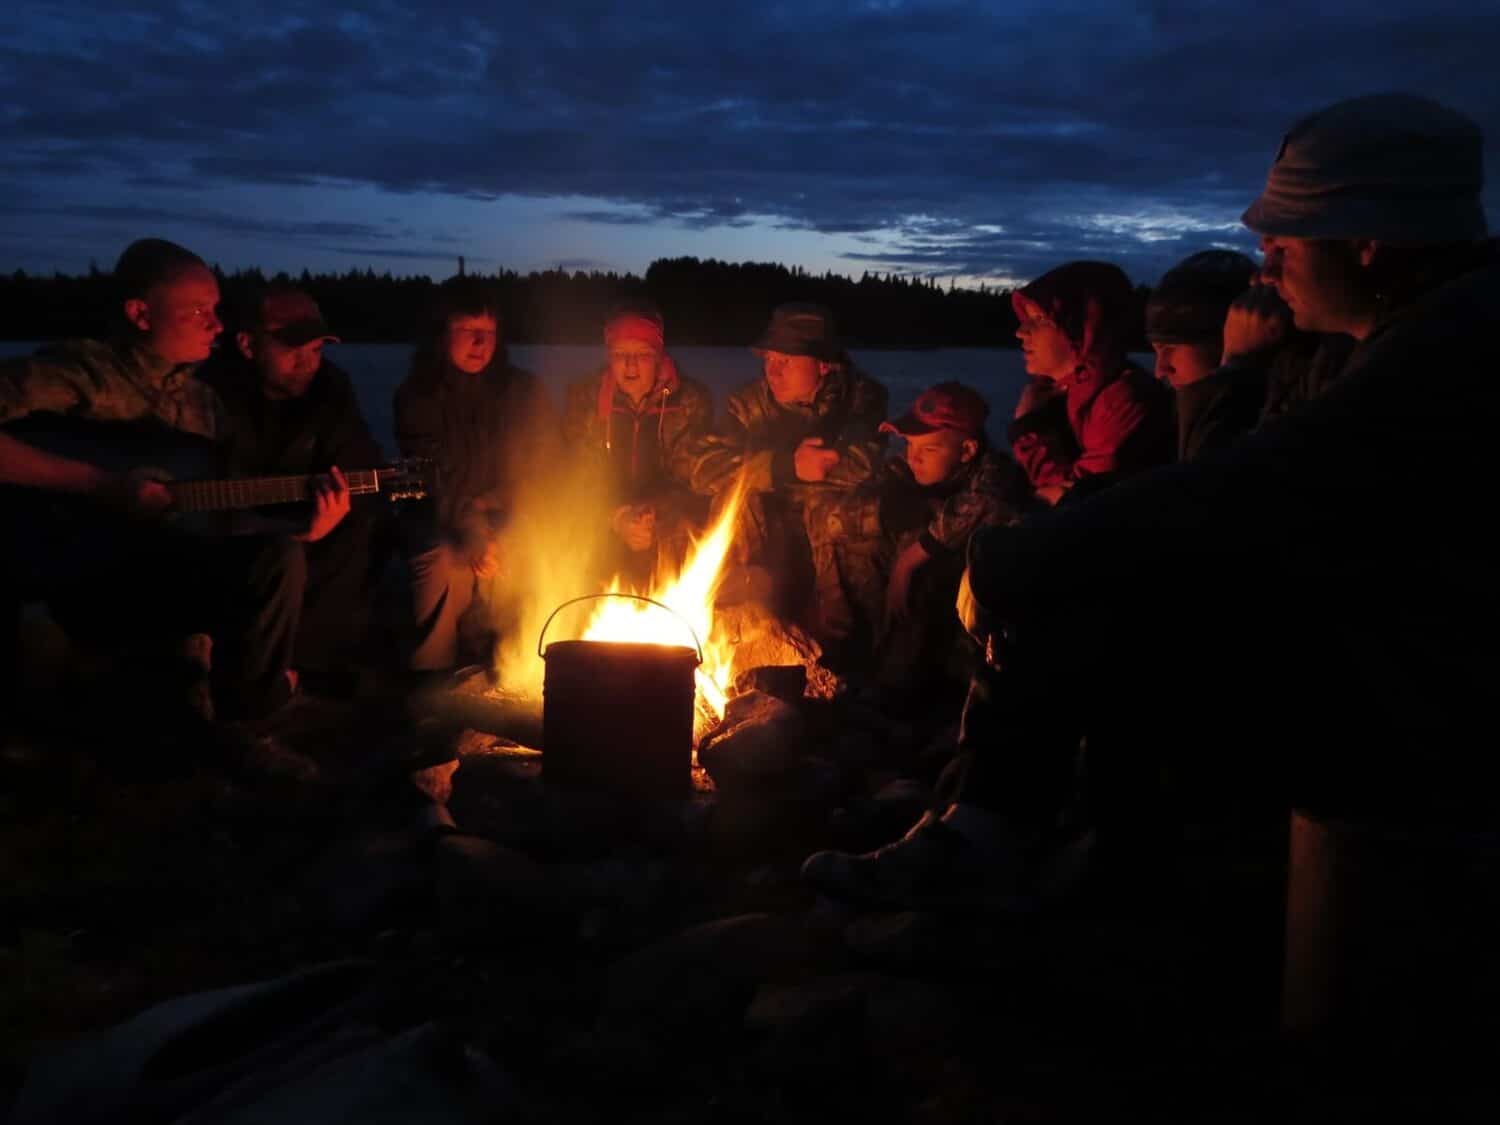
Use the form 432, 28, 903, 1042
537, 593, 704, 664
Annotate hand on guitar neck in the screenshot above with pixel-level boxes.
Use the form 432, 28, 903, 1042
293, 467, 352, 543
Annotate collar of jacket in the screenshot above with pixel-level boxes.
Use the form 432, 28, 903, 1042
596, 353, 682, 420
762, 362, 856, 418
113, 336, 196, 391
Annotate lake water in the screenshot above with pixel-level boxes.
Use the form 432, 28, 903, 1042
1, 341, 1155, 459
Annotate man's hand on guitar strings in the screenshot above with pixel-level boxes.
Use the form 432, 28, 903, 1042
102, 467, 174, 519
298, 466, 352, 543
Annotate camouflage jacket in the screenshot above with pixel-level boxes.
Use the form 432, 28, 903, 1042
561, 360, 713, 510
814, 444, 1032, 555
0, 337, 226, 439
681, 364, 889, 501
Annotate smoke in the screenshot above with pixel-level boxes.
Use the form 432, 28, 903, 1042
488, 442, 619, 698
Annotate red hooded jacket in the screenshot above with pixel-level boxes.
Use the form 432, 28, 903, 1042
1008, 262, 1173, 493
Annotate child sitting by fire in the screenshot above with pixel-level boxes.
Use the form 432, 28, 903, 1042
808, 381, 1032, 706
562, 301, 713, 589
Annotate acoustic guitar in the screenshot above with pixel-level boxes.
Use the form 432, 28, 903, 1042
4, 417, 428, 593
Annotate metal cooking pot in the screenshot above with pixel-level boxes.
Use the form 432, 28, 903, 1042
538, 593, 701, 800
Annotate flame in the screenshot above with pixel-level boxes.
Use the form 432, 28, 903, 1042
579, 479, 746, 724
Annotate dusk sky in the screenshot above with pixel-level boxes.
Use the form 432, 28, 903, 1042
4, 0, 1496, 288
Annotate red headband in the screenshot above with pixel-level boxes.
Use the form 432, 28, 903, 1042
604, 314, 664, 350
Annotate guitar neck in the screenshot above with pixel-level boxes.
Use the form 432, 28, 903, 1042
169, 470, 385, 513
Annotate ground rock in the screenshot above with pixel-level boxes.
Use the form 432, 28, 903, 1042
595, 912, 841, 1058
434, 835, 562, 944
408, 759, 459, 805
697, 691, 808, 783
733, 664, 807, 702
744, 971, 960, 1085
716, 602, 843, 700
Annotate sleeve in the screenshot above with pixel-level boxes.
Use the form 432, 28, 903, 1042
0, 351, 93, 426
682, 392, 777, 496
392, 376, 441, 463
1008, 395, 1077, 490
1174, 360, 1269, 463
1068, 376, 1172, 482
652, 383, 715, 511
922, 453, 1029, 556
822, 374, 889, 491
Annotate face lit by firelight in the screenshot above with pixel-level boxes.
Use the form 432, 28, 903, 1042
446, 314, 498, 374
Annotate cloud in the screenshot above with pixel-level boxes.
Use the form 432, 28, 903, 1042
4, 0, 1497, 281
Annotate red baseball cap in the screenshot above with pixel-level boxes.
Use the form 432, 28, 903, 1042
880, 381, 989, 438
259, 289, 340, 347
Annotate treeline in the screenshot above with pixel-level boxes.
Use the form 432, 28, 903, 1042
0, 257, 1077, 348
1, 256, 1158, 348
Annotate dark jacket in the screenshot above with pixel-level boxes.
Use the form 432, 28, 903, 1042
199, 352, 383, 477
969, 250, 1500, 813
562, 357, 712, 512
683, 364, 889, 501
1009, 363, 1174, 493
393, 350, 555, 551
1174, 333, 1357, 462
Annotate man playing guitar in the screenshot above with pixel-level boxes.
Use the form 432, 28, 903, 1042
1, 239, 316, 765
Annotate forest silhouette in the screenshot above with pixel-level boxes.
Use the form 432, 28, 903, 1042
1, 257, 1151, 349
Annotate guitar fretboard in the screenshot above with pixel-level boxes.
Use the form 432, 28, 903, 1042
169, 471, 384, 513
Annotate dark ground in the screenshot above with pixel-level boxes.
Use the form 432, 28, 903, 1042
3, 612, 1498, 1123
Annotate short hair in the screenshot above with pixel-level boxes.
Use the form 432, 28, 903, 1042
425, 275, 503, 338
113, 238, 208, 302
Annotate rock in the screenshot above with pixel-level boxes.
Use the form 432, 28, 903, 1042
715, 602, 843, 700
298, 820, 440, 932
744, 974, 873, 1079
745, 972, 873, 1033
733, 664, 807, 702
434, 835, 562, 944
698, 691, 808, 783
744, 972, 960, 1085
408, 759, 459, 805
833, 776, 932, 848
844, 910, 1036, 973
595, 913, 841, 1059
860, 974, 961, 1074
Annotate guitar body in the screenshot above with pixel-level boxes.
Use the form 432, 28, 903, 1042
3, 414, 429, 596
3, 416, 232, 594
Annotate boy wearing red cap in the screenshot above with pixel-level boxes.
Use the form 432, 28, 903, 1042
562, 300, 712, 585
811, 381, 1030, 696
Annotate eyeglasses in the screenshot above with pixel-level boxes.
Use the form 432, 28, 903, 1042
1017, 313, 1058, 332
610, 350, 659, 366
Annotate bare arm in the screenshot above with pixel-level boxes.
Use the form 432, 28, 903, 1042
0, 430, 111, 494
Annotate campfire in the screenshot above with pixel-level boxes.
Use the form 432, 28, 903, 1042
574, 481, 746, 732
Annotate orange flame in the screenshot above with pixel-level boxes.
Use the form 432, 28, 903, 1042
579, 479, 745, 723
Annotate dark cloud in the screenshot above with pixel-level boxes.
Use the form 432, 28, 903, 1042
4, 0, 1497, 282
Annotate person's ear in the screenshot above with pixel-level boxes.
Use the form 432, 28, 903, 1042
122, 298, 150, 333
960, 437, 980, 464
1355, 239, 1382, 268
235, 331, 255, 361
